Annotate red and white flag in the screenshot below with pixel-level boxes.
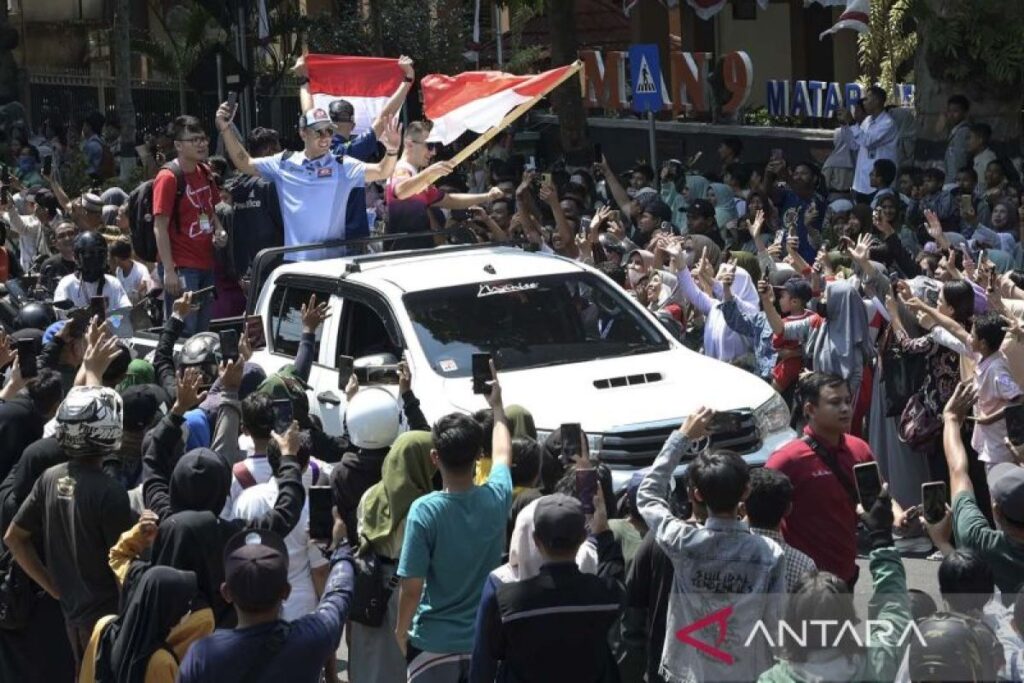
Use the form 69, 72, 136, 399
305, 55, 404, 134
819, 0, 870, 39
421, 65, 576, 145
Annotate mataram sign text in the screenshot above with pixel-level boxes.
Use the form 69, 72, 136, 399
578, 48, 914, 117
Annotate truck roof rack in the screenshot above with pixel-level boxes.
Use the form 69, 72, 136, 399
246, 230, 508, 315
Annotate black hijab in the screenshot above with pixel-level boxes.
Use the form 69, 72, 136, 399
169, 447, 231, 514
94, 565, 198, 683
150, 509, 232, 625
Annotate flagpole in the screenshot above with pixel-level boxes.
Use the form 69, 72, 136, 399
445, 60, 583, 169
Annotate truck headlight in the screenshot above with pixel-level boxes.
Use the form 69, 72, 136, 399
754, 393, 790, 435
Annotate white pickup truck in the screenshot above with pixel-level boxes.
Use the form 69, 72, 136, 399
234, 243, 796, 490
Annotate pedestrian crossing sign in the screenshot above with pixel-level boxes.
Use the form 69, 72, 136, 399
629, 44, 664, 113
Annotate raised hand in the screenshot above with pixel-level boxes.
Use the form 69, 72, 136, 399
173, 367, 208, 415
271, 419, 302, 457
398, 54, 415, 80
942, 381, 977, 422
300, 293, 330, 333
380, 119, 402, 153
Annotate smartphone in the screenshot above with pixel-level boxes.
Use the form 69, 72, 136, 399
337, 355, 354, 390
42, 156, 52, 177
227, 91, 238, 108
921, 481, 948, 524
773, 230, 786, 247
89, 296, 107, 323
471, 352, 492, 395
272, 398, 294, 434
593, 143, 603, 164
308, 486, 334, 540
15, 338, 37, 379
575, 468, 598, 515
853, 462, 883, 512
191, 285, 217, 305
218, 329, 240, 362
560, 422, 582, 462
770, 148, 784, 162
1005, 403, 1024, 447
244, 316, 266, 350
542, 172, 552, 187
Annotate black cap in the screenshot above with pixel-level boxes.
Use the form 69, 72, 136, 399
641, 197, 673, 223
121, 384, 163, 431
779, 277, 813, 304
328, 99, 355, 124
533, 494, 587, 551
909, 614, 988, 681
687, 198, 715, 219
989, 463, 1024, 525
223, 529, 289, 610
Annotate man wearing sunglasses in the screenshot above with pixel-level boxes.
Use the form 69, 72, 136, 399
216, 103, 401, 262
153, 115, 228, 334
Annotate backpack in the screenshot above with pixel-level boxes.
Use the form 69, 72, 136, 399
127, 161, 210, 263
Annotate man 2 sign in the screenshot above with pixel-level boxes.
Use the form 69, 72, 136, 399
579, 48, 753, 115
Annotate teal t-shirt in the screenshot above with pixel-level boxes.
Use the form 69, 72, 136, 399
398, 463, 513, 653
953, 490, 1024, 595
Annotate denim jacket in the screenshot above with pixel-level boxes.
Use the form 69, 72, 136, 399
720, 299, 776, 381
637, 432, 785, 683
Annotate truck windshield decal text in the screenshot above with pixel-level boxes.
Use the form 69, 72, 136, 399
477, 282, 540, 298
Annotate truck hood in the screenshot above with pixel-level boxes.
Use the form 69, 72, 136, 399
442, 348, 776, 432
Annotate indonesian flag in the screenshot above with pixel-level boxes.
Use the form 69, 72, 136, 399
819, 0, 870, 39
305, 55, 404, 135
681, 0, 769, 20
422, 65, 576, 145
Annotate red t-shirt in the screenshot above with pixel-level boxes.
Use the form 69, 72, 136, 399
765, 426, 874, 584
153, 166, 218, 270
771, 310, 815, 390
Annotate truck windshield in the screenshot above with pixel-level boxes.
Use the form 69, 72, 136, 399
403, 273, 670, 377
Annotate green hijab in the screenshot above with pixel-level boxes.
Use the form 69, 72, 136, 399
116, 359, 156, 393
507, 404, 537, 440
360, 431, 437, 547
730, 250, 762, 284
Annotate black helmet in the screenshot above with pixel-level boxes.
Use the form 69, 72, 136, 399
73, 231, 108, 283
908, 612, 993, 682
177, 332, 220, 385
15, 302, 55, 330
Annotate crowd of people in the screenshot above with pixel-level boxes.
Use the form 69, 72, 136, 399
0, 63, 1023, 683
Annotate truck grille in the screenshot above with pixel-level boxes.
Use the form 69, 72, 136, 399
599, 410, 761, 466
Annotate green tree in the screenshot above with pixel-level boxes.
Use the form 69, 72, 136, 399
912, 0, 1024, 153
113, 0, 137, 181
856, 0, 917, 94
132, 0, 225, 115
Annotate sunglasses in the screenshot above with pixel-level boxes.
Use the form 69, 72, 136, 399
178, 135, 209, 145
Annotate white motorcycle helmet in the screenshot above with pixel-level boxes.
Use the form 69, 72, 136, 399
346, 387, 401, 450
55, 386, 124, 458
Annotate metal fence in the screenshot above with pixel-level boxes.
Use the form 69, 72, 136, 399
27, 70, 300, 142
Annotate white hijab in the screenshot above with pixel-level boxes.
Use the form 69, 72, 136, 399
494, 497, 597, 582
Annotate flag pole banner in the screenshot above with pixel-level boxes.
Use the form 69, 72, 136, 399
421, 64, 579, 145
306, 55, 404, 135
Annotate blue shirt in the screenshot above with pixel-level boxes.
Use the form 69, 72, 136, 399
777, 189, 825, 262
251, 151, 366, 261
178, 547, 354, 683
183, 408, 211, 450
398, 463, 513, 654
331, 131, 378, 241
82, 135, 104, 176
